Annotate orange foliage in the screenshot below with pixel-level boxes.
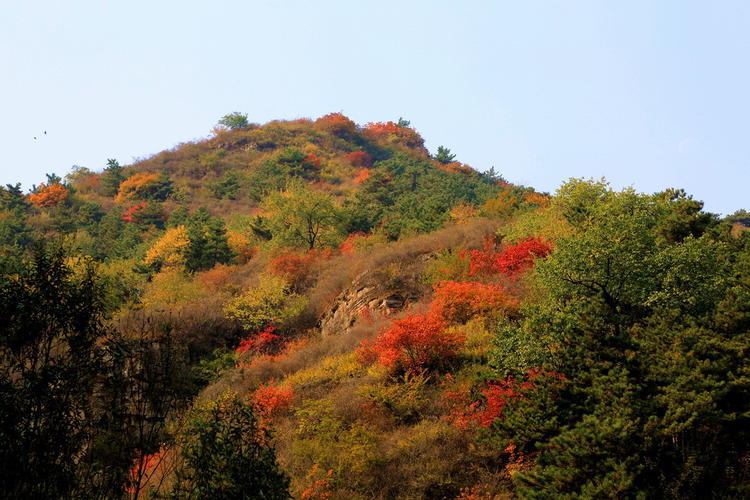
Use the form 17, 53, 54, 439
314, 112, 357, 137
346, 150, 372, 168
126, 447, 169, 496
300, 465, 334, 500
353, 168, 371, 185
252, 381, 295, 419
197, 264, 238, 291
436, 162, 474, 175
269, 250, 319, 287
362, 121, 425, 149
358, 313, 464, 375
115, 172, 160, 202
430, 280, 518, 323
27, 183, 69, 207
523, 191, 550, 207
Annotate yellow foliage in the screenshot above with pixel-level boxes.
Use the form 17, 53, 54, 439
480, 190, 521, 218
140, 270, 206, 310
457, 317, 494, 361
227, 230, 254, 262
284, 353, 363, 390
223, 274, 307, 331
143, 225, 189, 270
449, 203, 480, 224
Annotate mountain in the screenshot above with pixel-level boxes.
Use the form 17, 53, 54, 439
1, 113, 749, 499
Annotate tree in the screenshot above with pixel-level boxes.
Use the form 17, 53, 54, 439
217, 112, 249, 130
166, 394, 290, 499
0, 245, 109, 498
116, 172, 173, 203
434, 146, 456, 164
488, 180, 750, 498
184, 208, 234, 273
263, 182, 346, 250
102, 159, 126, 196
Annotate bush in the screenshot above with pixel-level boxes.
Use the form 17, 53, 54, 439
224, 274, 307, 331
358, 313, 464, 375
430, 280, 518, 323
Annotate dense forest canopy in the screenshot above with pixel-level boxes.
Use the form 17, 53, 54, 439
1, 113, 748, 499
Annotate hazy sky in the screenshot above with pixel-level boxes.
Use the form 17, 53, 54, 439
1, 1, 748, 214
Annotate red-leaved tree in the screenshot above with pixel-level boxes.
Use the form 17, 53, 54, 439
429, 280, 518, 323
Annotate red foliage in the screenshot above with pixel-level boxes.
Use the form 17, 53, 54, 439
252, 382, 295, 419
443, 370, 565, 430
346, 150, 372, 168
314, 112, 357, 137
122, 202, 147, 223
357, 313, 464, 375
236, 325, 281, 355
429, 280, 518, 323
126, 448, 168, 495
467, 237, 552, 277
494, 238, 552, 275
27, 183, 69, 207
303, 153, 323, 170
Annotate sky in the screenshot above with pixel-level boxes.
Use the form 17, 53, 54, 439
1, 0, 748, 215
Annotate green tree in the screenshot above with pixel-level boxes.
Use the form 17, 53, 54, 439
184, 208, 234, 272
489, 180, 750, 498
101, 158, 126, 196
167, 394, 290, 499
263, 181, 345, 250
434, 146, 456, 164
0, 245, 109, 498
217, 112, 249, 130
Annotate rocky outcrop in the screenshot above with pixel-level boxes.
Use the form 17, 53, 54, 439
318, 271, 421, 337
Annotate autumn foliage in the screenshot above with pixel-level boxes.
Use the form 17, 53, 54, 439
346, 150, 372, 168
115, 173, 161, 202
430, 280, 518, 323
467, 237, 552, 277
236, 325, 281, 355
27, 183, 69, 207
314, 113, 357, 137
362, 121, 425, 149
358, 313, 464, 375
269, 250, 320, 288
352, 168, 371, 185
252, 382, 295, 419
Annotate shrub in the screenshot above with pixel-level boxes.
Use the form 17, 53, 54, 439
353, 168, 371, 185
224, 274, 307, 331
252, 382, 295, 420
358, 313, 464, 375
430, 280, 518, 323
467, 237, 551, 277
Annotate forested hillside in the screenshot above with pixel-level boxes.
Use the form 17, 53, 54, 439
1, 113, 748, 499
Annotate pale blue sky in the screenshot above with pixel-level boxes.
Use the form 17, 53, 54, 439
1, 1, 748, 214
